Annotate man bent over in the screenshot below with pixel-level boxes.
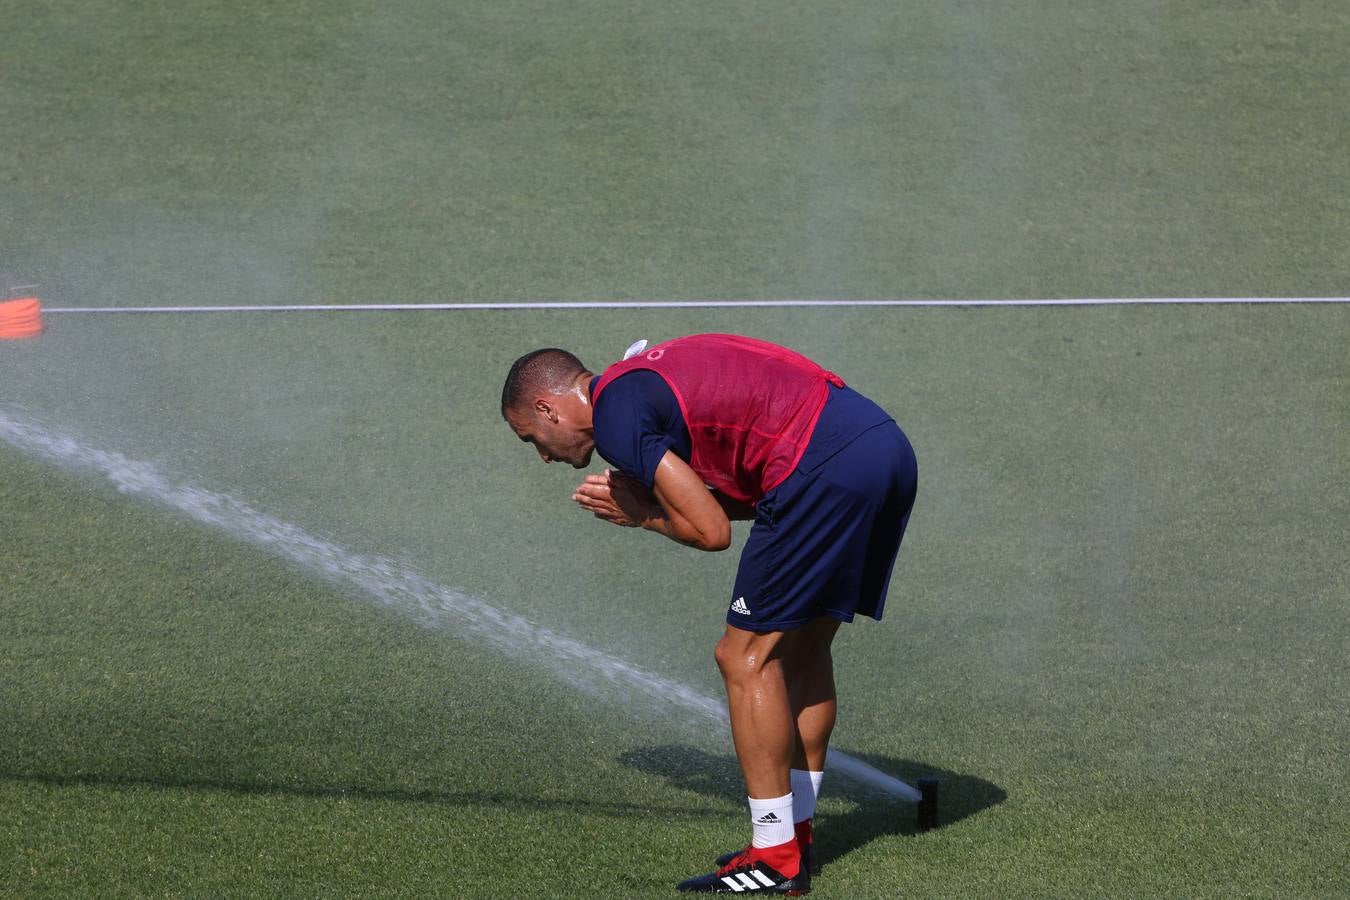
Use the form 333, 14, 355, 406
502, 334, 917, 894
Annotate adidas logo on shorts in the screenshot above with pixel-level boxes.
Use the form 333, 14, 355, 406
730, 597, 751, 616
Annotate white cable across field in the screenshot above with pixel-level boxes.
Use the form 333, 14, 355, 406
39, 297, 1350, 313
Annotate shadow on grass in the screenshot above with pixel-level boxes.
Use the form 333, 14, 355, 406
617, 745, 1005, 868
0, 769, 729, 819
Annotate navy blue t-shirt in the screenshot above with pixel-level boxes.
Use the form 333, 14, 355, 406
591, 370, 892, 492
591, 371, 691, 487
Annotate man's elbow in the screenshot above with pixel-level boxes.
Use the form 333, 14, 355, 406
696, 522, 732, 552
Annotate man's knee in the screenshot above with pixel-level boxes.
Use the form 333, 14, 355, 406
714, 633, 753, 680
781, 618, 838, 661
713, 634, 735, 677
714, 628, 782, 682
782, 619, 840, 693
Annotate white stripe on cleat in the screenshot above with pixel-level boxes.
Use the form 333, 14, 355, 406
750, 869, 776, 887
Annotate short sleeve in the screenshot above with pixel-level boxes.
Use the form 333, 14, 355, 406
591, 370, 691, 487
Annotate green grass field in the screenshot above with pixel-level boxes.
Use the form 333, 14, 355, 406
3, 1, 1348, 897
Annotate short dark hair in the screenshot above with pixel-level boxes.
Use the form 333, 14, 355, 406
501, 348, 590, 418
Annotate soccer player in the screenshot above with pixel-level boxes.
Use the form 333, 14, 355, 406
501, 334, 917, 895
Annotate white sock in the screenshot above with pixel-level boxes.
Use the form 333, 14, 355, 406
748, 792, 795, 848
790, 769, 825, 823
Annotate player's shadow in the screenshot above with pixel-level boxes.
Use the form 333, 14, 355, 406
616, 745, 1005, 869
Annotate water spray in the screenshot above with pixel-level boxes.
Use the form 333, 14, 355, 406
0, 410, 938, 823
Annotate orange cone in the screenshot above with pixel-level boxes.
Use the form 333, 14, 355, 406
0, 298, 43, 339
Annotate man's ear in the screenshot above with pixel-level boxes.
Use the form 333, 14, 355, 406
535, 397, 558, 422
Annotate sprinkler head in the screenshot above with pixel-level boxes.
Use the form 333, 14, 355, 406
916, 776, 939, 832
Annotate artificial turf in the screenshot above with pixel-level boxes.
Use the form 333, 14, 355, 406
3, 0, 1349, 897
4, 306, 1347, 897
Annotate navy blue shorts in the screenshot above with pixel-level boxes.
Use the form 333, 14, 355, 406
728, 420, 917, 632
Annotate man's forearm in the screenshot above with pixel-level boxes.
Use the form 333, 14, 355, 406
639, 504, 727, 551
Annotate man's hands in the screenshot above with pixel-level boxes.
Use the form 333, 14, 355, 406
573, 454, 733, 551
572, 469, 659, 527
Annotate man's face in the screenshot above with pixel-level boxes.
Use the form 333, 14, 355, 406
506, 402, 595, 468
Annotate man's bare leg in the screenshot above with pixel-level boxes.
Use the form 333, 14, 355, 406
675, 626, 807, 890
714, 624, 794, 799
784, 617, 841, 771
714, 618, 842, 794
779, 615, 841, 875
